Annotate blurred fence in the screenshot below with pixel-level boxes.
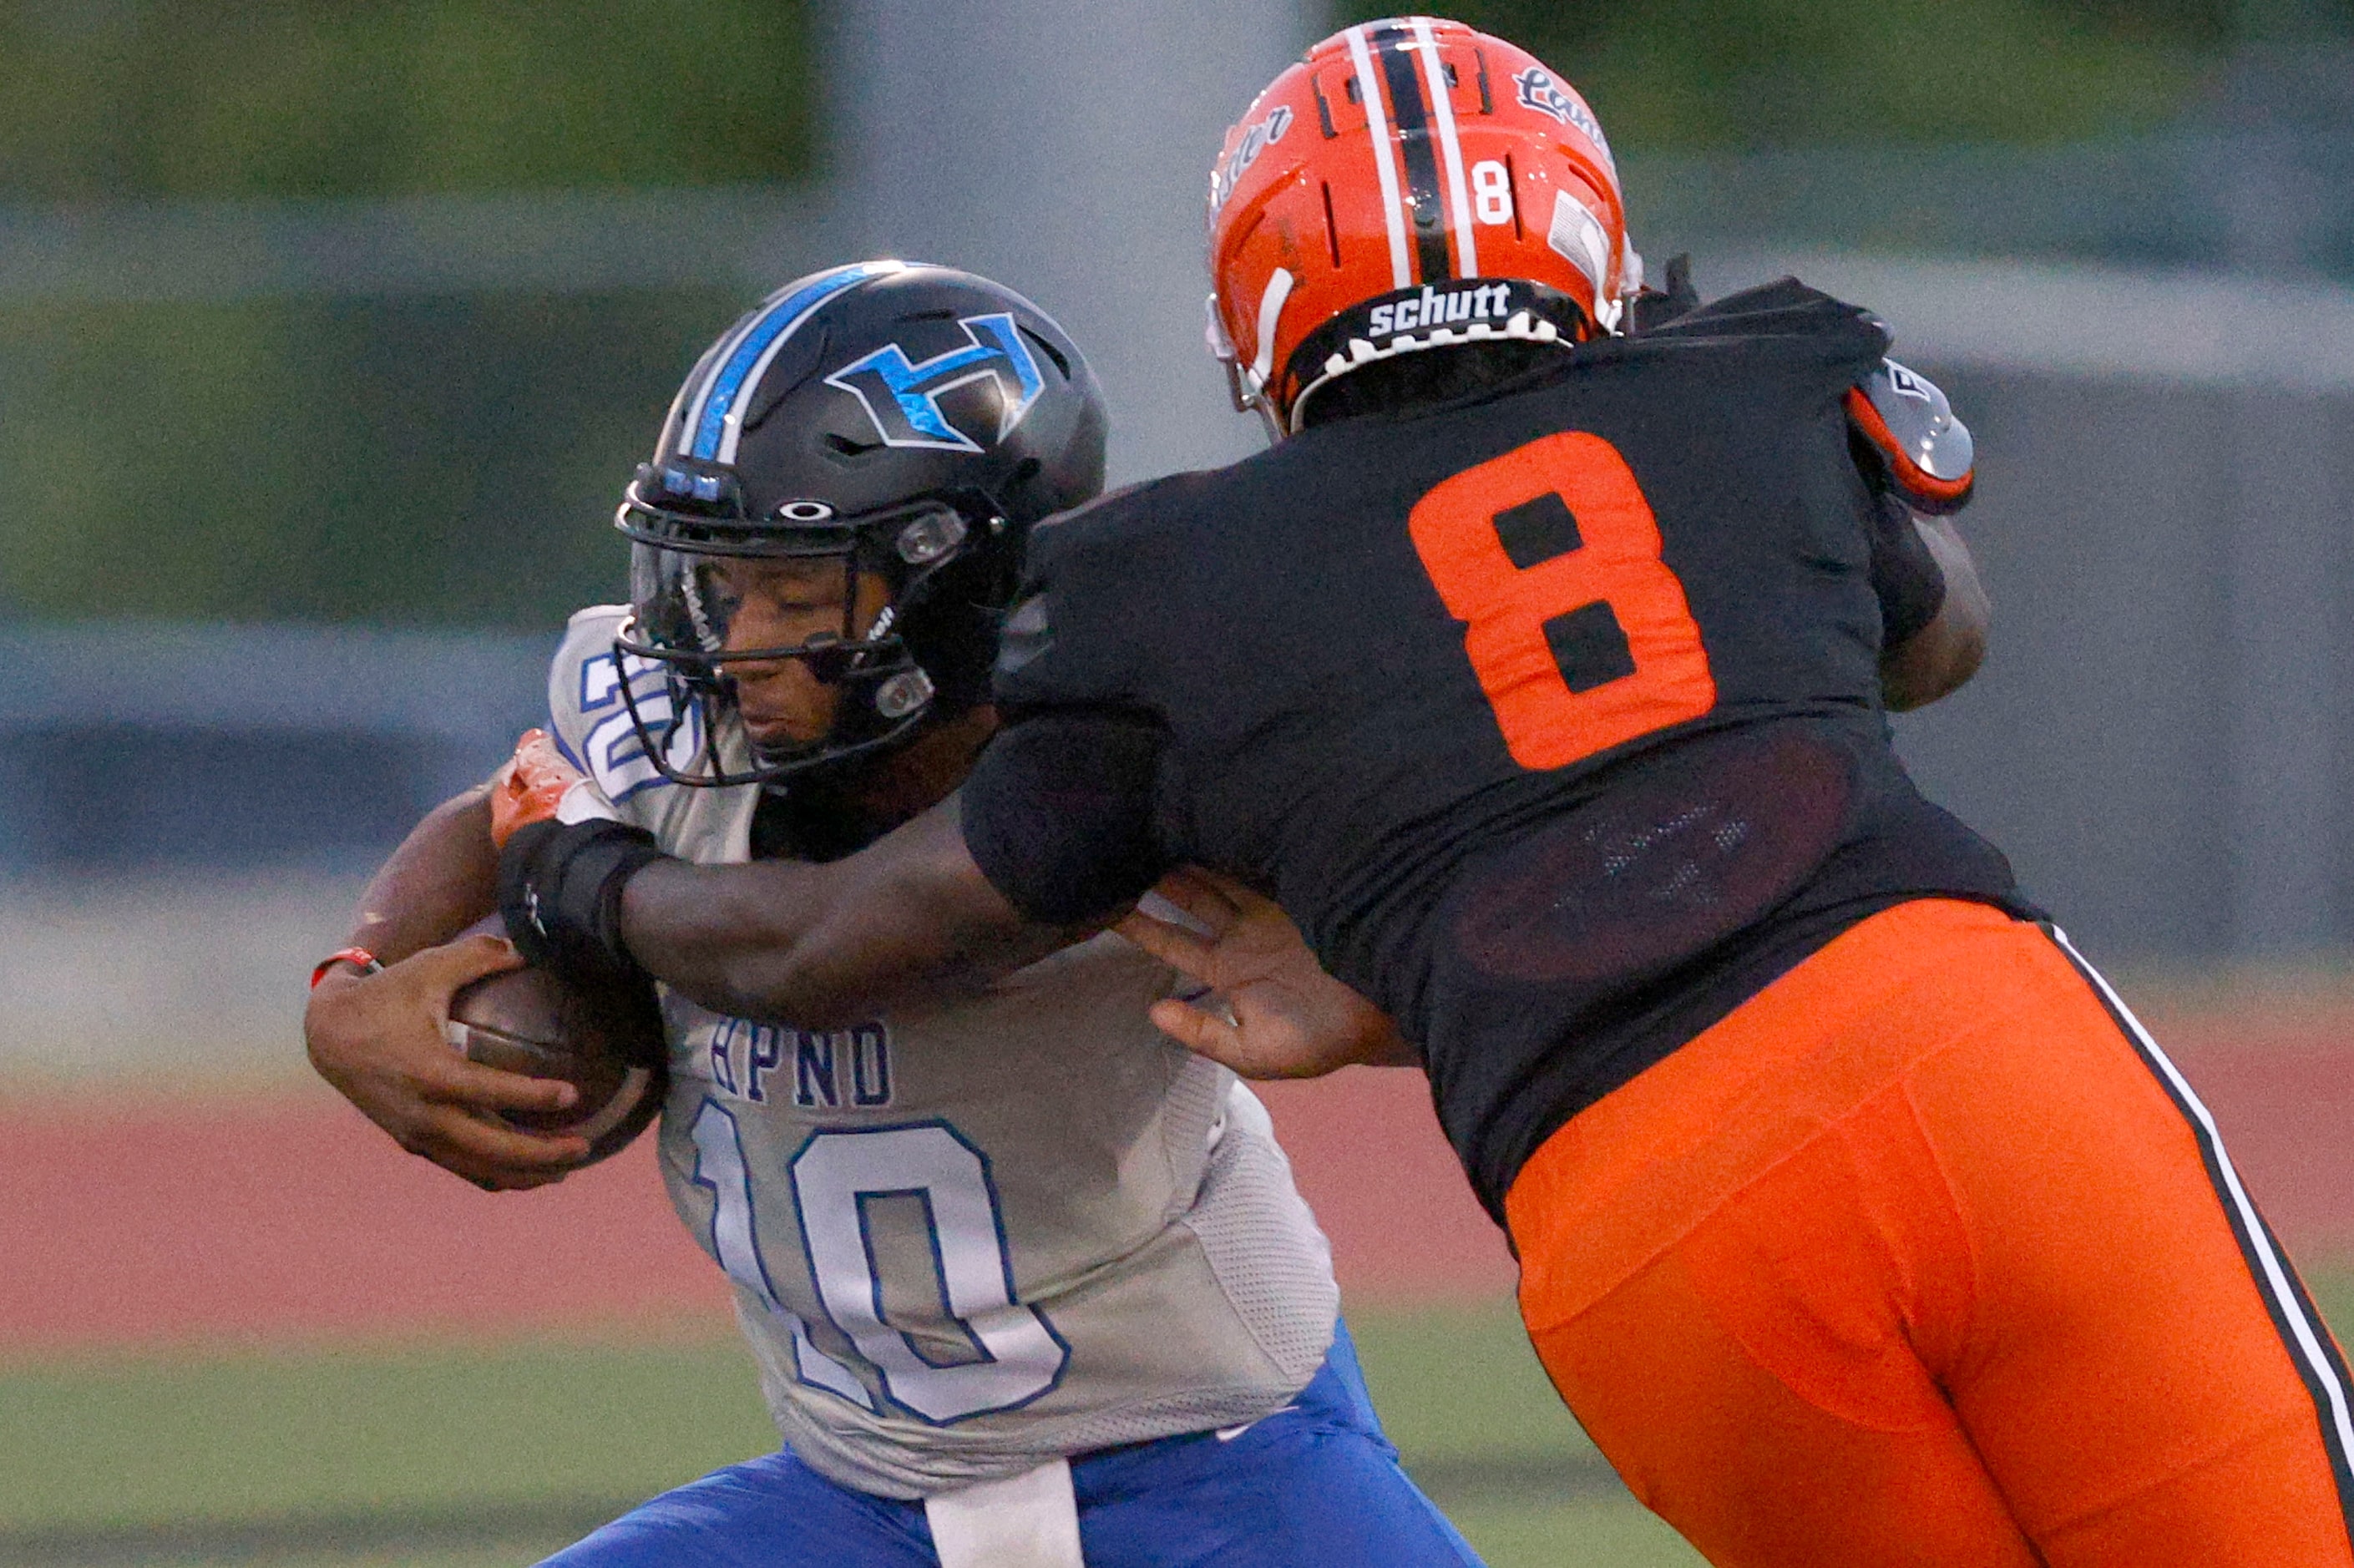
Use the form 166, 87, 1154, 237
0, 622, 549, 875
0, 623, 551, 1080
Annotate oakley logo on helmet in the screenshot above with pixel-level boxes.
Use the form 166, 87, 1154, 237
824, 312, 1046, 455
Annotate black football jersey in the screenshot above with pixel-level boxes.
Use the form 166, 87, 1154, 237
963, 281, 2027, 1217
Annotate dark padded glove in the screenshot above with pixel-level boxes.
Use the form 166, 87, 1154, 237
496, 817, 670, 992
1627, 254, 1701, 334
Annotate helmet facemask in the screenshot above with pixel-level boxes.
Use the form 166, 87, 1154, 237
613, 474, 991, 788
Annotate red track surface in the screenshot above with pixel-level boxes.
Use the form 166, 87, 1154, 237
5, 1003, 2351, 1353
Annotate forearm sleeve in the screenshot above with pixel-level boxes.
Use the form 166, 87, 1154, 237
960, 710, 1172, 925
1867, 493, 1948, 650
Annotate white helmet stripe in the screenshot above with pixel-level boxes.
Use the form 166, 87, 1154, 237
1411, 16, 1477, 279
677, 260, 905, 463
676, 299, 785, 458
1249, 266, 1295, 388
1344, 25, 1412, 291
659, 339, 720, 458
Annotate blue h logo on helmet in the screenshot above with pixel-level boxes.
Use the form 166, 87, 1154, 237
825, 313, 1046, 455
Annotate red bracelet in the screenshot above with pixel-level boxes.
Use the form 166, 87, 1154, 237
309, 947, 385, 989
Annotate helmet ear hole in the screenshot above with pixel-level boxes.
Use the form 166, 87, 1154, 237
1019, 326, 1071, 379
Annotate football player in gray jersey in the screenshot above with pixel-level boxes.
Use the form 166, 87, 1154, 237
303, 262, 1482, 1568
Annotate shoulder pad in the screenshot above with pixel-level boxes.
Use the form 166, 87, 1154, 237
566, 601, 632, 632
546, 605, 685, 807
990, 484, 1167, 711
1845, 360, 1974, 514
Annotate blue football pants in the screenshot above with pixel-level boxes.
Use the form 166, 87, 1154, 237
541, 1323, 1484, 1566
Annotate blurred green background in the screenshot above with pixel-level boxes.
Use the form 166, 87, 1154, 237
7, 1, 2267, 205
0, 3, 815, 200
0, 1302, 1729, 1566
0, 0, 2331, 631
1358, 0, 2239, 150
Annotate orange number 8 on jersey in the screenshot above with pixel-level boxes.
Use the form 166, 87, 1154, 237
1409, 431, 1717, 771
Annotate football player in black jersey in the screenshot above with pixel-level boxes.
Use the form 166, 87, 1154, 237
494, 19, 2354, 1565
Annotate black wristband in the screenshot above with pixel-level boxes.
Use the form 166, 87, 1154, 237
496, 817, 669, 991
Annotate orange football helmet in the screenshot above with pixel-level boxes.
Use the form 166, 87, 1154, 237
1207, 18, 1638, 436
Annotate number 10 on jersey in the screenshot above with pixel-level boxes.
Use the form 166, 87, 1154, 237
691, 1101, 1070, 1424
1410, 431, 1717, 770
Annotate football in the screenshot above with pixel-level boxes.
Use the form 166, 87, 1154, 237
444, 919, 669, 1165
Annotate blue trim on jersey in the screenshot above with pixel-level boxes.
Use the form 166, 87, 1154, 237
535, 1323, 1486, 1567
685, 1099, 792, 1313
576, 650, 620, 714
687, 263, 896, 459
855, 1187, 988, 1370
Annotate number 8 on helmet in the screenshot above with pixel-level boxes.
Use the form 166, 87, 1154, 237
1206, 18, 1638, 440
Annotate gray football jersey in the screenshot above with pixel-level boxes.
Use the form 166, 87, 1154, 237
548, 607, 1339, 1498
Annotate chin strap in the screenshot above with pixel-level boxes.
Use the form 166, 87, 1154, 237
496, 817, 669, 993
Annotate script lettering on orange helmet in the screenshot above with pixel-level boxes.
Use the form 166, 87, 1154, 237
1209, 104, 1296, 216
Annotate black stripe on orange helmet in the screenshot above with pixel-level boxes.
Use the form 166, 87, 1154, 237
1370, 20, 1450, 285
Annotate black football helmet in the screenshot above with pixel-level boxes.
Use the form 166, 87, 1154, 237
613, 260, 1106, 787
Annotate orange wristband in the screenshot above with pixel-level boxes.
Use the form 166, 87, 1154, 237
308, 947, 384, 989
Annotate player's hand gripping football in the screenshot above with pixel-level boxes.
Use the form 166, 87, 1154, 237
1118, 868, 1418, 1079
304, 935, 593, 1190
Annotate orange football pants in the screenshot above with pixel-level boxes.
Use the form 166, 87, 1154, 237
1506, 898, 2354, 1567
